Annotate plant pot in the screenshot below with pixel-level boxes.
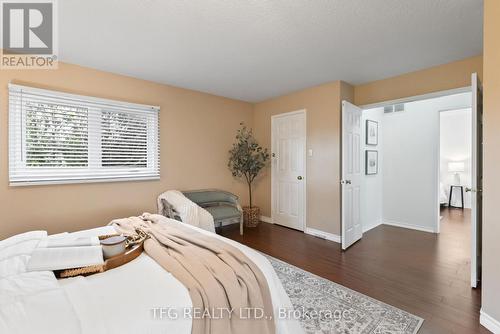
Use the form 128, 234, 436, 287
243, 206, 260, 227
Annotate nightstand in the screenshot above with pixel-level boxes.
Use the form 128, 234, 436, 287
448, 185, 464, 209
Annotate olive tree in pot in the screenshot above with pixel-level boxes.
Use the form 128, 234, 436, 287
228, 123, 269, 227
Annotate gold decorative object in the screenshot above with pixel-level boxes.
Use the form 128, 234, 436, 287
58, 264, 105, 278
243, 206, 260, 227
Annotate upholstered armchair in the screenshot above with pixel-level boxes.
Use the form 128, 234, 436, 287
182, 189, 244, 235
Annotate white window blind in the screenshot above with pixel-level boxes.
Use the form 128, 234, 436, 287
9, 84, 160, 186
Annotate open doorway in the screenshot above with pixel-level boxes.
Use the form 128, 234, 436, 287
439, 107, 472, 217
361, 91, 471, 234
341, 74, 483, 288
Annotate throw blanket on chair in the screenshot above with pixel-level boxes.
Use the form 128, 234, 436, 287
110, 213, 275, 334
157, 190, 215, 233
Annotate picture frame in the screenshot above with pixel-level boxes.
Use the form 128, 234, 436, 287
366, 120, 378, 146
365, 150, 378, 175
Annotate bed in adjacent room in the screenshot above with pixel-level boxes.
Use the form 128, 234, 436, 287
440, 182, 448, 205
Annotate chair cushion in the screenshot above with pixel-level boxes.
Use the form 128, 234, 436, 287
204, 205, 241, 221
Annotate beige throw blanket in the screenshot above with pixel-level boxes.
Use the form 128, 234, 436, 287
110, 213, 275, 334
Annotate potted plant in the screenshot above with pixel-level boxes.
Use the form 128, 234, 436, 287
228, 123, 270, 227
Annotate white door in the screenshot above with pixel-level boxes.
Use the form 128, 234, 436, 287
341, 101, 363, 250
469, 73, 483, 288
271, 110, 306, 231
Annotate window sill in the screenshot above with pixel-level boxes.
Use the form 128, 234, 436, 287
9, 176, 160, 187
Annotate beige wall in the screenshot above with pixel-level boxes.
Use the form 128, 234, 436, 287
355, 55, 483, 106
0, 63, 253, 239
252, 81, 353, 235
481, 0, 500, 324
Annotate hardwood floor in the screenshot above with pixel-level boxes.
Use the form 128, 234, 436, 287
220, 208, 488, 334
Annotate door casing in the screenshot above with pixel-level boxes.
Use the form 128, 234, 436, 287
271, 109, 307, 231
356, 83, 482, 289
470, 72, 483, 288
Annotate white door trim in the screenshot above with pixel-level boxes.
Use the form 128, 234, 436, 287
436, 105, 473, 234
358, 84, 482, 289
359, 86, 471, 110
360, 88, 472, 236
271, 109, 307, 231
471, 72, 483, 289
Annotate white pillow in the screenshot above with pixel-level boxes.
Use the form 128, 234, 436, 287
0, 231, 87, 333
0, 271, 81, 334
0, 231, 47, 278
0, 231, 46, 252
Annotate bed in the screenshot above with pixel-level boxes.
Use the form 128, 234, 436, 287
0, 221, 304, 334
440, 182, 448, 205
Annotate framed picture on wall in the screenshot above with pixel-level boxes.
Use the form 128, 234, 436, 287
365, 150, 378, 175
366, 120, 378, 145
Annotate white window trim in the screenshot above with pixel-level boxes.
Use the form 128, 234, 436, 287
8, 83, 160, 186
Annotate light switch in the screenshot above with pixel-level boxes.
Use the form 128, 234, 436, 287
308, 149, 313, 157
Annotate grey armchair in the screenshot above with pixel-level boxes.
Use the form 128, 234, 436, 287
182, 189, 244, 235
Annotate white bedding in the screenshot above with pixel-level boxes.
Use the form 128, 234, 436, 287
0, 224, 304, 334
440, 182, 448, 204
0, 231, 81, 334
60, 254, 193, 334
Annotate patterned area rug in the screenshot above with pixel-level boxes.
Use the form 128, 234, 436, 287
266, 255, 424, 334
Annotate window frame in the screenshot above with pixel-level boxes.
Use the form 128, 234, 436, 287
8, 84, 160, 186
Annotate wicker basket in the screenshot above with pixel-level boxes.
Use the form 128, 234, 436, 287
243, 206, 260, 227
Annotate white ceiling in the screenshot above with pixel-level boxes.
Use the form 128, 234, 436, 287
59, 0, 483, 102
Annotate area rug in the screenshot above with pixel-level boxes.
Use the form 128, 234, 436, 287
266, 255, 424, 334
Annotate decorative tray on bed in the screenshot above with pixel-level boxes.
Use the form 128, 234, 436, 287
56, 233, 146, 278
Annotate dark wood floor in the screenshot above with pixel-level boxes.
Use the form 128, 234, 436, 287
220, 208, 489, 334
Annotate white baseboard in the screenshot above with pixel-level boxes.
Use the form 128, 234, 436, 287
305, 227, 341, 243
481, 309, 500, 333
382, 220, 436, 234
263, 216, 340, 243
260, 216, 273, 224
363, 219, 382, 233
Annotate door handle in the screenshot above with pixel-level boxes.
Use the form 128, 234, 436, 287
465, 187, 482, 193
297, 176, 303, 180
340, 180, 351, 185
465, 187, 472, 192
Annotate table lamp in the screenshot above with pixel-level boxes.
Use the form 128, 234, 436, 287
448, 161, 465, 185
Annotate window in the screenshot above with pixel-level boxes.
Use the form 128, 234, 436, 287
9, 84, 159, 185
